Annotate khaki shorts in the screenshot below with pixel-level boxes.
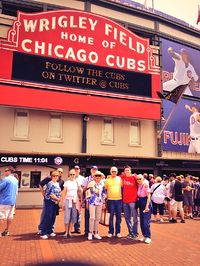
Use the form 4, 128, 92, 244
0, 205, 15, 220
171, 201, 183, 211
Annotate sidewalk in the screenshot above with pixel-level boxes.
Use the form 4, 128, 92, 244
0, 208, 200, 266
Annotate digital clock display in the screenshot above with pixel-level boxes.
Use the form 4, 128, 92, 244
1, 156, 49, 164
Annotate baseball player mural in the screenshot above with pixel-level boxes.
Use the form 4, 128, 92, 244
163, 47, 199, 93
159, 38, 200, 153
185, 103, 200, 153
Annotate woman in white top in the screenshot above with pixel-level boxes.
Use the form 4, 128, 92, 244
62, 169, 82, 238
150, 177, 166, 222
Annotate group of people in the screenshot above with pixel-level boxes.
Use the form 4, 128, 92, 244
148, 172, 200, 223
1, 165, 200, 245
37, 165, 152, 244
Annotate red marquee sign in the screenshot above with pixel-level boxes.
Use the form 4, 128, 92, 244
0, 9, 161, 120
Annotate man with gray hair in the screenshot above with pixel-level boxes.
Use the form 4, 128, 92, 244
0, 166, 18, 237
105, 166, 122, 238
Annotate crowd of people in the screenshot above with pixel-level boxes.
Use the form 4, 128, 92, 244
0, 165, 200, 244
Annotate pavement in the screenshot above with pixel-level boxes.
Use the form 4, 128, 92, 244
0, 208, 200, 266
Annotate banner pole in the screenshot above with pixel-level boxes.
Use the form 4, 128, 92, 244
157, 87, 187, 139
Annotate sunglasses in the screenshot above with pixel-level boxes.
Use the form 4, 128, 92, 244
111, 171, 117, 173
59, 171, 63, 173
70, 174, 75, 176
95, 175, 101, 177
52, 175, 58, 177
137, 178, 142, 180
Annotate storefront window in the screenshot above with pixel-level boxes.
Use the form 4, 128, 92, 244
13, 110, 29, 139
130, 121, 140, 145
48, 114, 62, 140
102, 119, 114, 143
30, 171, 41, 188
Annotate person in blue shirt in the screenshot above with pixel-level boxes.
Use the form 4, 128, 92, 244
40, 171, 61, 239
38, 167, 64, 234
0, 166, 18, 237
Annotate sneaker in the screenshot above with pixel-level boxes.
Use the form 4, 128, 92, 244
160, 218, 164, 222
169, 218, 177, 223
169, 217, 172, 221
88, 233, 92, 240
126, 233, 132, 239
131, 235, 139, 240
181, 219, 185, 223
107, 233, 113, 238
63, 234, 68, 238
68, 234, 74, 238
49, 232, 56, 237
2, 229, 9, 236
37, 230, 42, 235
139, 236, 146, 242
190, 216, 193, 219
145, 238, 151, 244
40, 235, 48, 239
154, 218, 158, 222
94, 234, 102, 240
117, 233, 122, 238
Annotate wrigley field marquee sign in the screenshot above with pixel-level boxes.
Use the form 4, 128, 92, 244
0, 9, 161, 119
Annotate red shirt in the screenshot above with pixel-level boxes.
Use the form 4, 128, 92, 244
121, 173, 138, 203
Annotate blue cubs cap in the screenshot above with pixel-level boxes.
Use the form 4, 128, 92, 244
91, 166, 98, 170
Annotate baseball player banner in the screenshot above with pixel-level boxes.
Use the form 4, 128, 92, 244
162, 98, 200, 153
161, 38, 200, 99
197, 5, 200, 25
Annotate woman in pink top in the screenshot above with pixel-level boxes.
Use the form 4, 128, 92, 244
137, 174, 152, 244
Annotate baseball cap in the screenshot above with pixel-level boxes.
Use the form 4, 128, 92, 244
91, 166, 98, 170
179, 48, 188, 55
192, 102, 199, 112
57, 168, 63, 173
74, 165, 80, 170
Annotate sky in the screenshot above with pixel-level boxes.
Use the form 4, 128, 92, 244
133, 0, 200, 29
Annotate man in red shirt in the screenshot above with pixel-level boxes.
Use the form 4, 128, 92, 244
121, 165, 138, 240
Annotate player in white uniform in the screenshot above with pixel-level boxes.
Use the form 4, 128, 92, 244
164, 48, 198, 92
185, 103, 200, 153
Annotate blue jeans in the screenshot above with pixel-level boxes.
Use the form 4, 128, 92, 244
107, 199, 122, 235
139, 196, 152, 239
123, 202, 138, 236
85, 204, 89, 234
38, 200, 46, 231
41, 199, 57, 236
74, 208, 82, 230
